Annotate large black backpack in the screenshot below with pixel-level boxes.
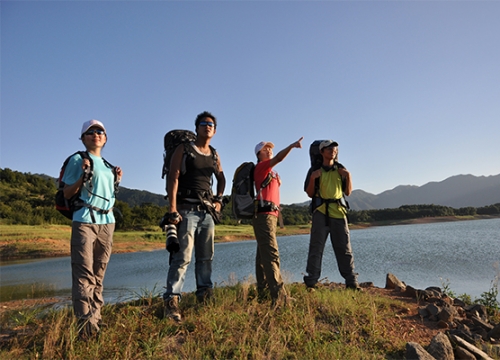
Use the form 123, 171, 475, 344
231, 162, 256, 219
309, 140, 326, 170
161, 130, 197, 181
161, 129, 218, 197
231, 161, 275, 220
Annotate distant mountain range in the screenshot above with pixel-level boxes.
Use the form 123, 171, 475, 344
116, 187, 169, 207
345, 174, 500, 210
115, 173, 500, 211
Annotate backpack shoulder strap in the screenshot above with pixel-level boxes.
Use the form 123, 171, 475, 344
101, 156, 114, 169
76, 151, 92, 168
255, 163, 275, 205
209, 145, 219, 173
209, 145, 217, 159
64, 150, 89, 164
100, 156, 120, 193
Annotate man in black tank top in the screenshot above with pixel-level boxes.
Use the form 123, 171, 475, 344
163, 111, 226, 322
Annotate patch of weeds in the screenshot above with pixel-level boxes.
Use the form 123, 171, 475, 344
477, 281, 499, 316
439, 278, 456, 299
11, 307, 43, 327
457, 293, 473, 305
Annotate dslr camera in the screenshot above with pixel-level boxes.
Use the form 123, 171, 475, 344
165, 224, 179, 253
159, 212, 180, 253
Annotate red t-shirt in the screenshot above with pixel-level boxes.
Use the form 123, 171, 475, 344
254, 159, 280, 217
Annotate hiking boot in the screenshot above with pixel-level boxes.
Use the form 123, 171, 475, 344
305, 283, 317, 292
164, 296, 181, 322
346, 283, 362, 291
196, 288, 214, 305
257, 289, 271, 303
77, 319, 99, 341
97, 320, 108, 329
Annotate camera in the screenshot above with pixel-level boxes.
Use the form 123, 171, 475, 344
165, 224, 180, 253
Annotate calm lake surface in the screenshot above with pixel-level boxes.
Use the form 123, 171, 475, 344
1, 218, 499, 303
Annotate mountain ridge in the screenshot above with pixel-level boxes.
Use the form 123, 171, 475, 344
346, 173, 500, 210
41, 171, 500, 210
116, 173, 500, 210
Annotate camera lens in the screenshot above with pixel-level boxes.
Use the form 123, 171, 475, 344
166, 224, 177, 239
166, 224, 179, 253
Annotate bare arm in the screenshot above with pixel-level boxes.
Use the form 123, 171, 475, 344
305, 169, 322, 198
63, 157, 91, 199
167, 144, 184, 220
213, 152, 226, 211
338, 168, 352, 196
269, 137, 303, 168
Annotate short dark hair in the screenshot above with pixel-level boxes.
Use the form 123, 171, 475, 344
195, 111, 217, 128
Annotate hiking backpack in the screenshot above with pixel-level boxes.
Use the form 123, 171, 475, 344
309, 140, 327, 170
161, 129, 218, 197
55, 151, 118, 221
231, 162, 275, 219
161, 130, 197, 182
231, 162, 256, 219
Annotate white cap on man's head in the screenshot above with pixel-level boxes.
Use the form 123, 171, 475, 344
255, 141, 275, 155
81, 119, 106, 137
319, 140, 339, 151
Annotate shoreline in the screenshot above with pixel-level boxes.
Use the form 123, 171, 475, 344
1, 215, 498, 262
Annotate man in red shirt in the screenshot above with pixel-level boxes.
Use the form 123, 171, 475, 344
252, 137, 303, 307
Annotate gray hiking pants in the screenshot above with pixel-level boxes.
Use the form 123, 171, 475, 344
70, 222, 114, 327
303, 212, 357, 287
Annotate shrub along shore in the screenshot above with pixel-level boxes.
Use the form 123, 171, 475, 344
1, 215, 498, 261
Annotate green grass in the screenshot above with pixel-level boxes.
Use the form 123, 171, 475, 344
0, 282, 424, 360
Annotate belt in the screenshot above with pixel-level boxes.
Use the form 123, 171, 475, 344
177, 203, 205, 211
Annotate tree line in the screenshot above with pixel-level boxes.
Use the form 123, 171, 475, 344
1, 168, 499, 230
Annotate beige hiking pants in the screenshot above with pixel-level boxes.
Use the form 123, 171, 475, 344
70, 222, 114, 327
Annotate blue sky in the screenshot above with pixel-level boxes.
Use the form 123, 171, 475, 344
2, 1, 499, 205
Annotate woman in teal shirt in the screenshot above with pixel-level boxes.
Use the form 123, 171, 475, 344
62, 119, 122, 340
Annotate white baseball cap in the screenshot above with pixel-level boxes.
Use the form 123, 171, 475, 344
81, 119, 106, 137
319, 140, 339, 151
254, 141, 275, 155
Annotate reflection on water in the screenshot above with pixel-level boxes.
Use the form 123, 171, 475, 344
1, 218, 499, 303
0, 283, 59, 302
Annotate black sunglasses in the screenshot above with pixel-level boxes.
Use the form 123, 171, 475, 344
84, 129, 105, 136
199, 121, 215, 127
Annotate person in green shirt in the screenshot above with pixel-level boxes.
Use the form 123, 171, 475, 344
303, 140, 360, 290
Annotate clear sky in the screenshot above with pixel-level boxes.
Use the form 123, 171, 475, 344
2, 1, 499, 205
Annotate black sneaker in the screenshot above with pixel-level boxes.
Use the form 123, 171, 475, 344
164, 296, 182, 322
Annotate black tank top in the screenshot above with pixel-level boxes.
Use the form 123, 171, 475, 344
178, 144, 216, 198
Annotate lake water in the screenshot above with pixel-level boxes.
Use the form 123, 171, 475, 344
1, 218, 499, 303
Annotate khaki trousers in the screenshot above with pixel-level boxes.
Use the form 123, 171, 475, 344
71, 222, 114, 327
252, 214, 285, 300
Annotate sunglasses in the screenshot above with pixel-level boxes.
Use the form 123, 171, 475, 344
199, 121, 215, 128
84, 129, 106, 136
